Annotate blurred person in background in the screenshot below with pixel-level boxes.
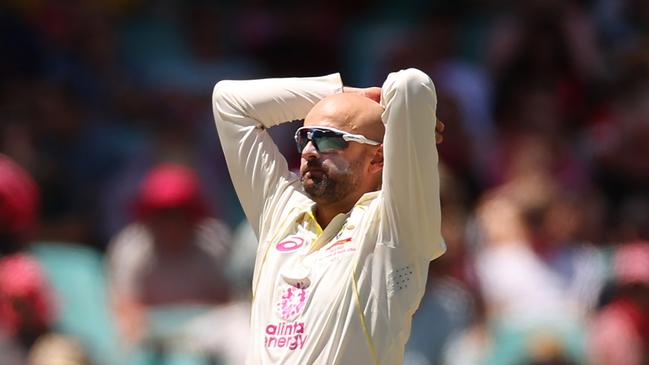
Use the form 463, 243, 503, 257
587, 241, 649, 365
405, 165, 476, 365
474, 138, 605, 323
179, 220, 258, 365
28, 333, 92, 365
442, 134, 606, 365
0, 154, 56, 364
106, 163, 232, 350
0, 154, 39, 256
590, 49, 649, 244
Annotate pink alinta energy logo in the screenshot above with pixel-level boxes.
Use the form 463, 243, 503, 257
265, 321, 307, 350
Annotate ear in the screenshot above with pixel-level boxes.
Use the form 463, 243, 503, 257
368, 145, 384, 174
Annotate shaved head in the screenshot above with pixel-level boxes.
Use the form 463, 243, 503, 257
304, 93, 385, 142
299, 92, 385, 212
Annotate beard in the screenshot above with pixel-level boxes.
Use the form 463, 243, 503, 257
300, 159, 360, 204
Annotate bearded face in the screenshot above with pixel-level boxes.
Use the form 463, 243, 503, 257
300, 156, 362, 204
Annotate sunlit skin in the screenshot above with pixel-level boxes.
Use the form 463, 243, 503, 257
300, 93, 385, 228
299, 88, 445, 228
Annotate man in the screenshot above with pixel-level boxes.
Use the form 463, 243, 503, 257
0, 154, 55, 364
106, 163, 231, 343
212, 68, 445, 364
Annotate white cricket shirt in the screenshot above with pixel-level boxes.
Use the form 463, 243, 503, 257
212, 68, 445, 364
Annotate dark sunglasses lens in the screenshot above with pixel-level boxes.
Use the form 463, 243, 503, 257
314, 135, 347, 151
295, 129, 348, 152
295, 129, 310, 152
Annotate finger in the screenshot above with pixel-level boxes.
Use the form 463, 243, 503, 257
362, 87, 382, 103
436, 119, 445, 132
436, 132, 443, 144
342, 86, 361, 93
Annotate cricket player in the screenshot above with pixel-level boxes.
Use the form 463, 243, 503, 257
212, 68, 445, 364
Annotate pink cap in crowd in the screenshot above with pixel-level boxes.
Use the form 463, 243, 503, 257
134, 163, 208, 221
0, 155, 39, 235
0, 254, 55, 336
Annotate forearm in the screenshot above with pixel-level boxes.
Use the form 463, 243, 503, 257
212, 74, 343, 129
211, 74, 343, 235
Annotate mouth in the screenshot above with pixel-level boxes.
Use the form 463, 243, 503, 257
303, 168, 324, 180
304, 169, 324, 179
302, 160, 324, 177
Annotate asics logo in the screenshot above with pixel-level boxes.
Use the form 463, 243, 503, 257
276, 236, 304, 252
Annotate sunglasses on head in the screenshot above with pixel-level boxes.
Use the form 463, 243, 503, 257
294, 126, 381, 153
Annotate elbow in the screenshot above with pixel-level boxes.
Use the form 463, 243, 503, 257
398, 68, 433, 87
212, 80, 237, 121
385, 68, 436, 101
212, 80, 232, 108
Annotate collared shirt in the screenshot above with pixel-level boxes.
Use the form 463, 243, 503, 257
212, 68, 445, 364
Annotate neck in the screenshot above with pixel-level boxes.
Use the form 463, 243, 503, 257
314, 192, 363, 228
313, 177, 381, 228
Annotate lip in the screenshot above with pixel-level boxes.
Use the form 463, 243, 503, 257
302, 168, 324, 179
303, 164, 323, 173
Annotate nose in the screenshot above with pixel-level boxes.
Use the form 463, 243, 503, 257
301, 140, 319, 159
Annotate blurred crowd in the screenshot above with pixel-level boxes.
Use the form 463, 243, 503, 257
1, 0, 648, 364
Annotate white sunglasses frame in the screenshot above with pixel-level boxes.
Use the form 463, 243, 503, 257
294, 126, 381, 152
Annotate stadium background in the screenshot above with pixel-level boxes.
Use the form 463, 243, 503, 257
1, 0, 648, 364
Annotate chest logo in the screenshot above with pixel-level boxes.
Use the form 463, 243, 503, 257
276, 285, 309, 321
276, 236, 305, 253
327, 237, 352, 250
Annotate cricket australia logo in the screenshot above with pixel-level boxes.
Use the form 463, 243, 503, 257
276, 285, 309, 321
